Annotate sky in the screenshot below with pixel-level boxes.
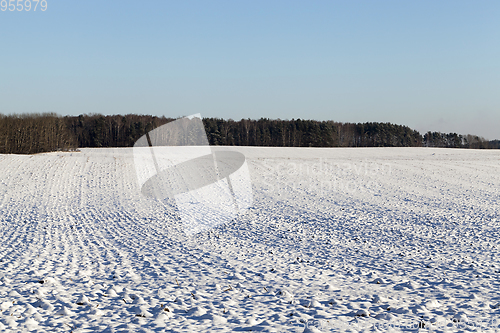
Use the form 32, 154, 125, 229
1, 0, 499, 139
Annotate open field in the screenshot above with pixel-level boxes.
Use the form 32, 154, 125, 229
0, 147, 499, 332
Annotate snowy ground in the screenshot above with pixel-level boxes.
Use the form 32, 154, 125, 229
0, 147, 499, 332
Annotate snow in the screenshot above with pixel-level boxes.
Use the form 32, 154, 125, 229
0, 147, 499, 332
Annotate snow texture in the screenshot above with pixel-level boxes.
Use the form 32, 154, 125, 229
0, 147, 499, 332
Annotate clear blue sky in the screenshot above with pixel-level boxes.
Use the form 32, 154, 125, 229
1, 0, 499, 139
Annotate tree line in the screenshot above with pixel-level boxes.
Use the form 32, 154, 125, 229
0, 113, 76, 154
0, 113, 495, 154
202, 118, 423, 147
422, 131, 491, 149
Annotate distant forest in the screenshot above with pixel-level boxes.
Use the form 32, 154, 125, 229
0, 113, 495, 154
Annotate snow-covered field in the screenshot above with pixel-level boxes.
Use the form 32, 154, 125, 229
0, 147, 499, 332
